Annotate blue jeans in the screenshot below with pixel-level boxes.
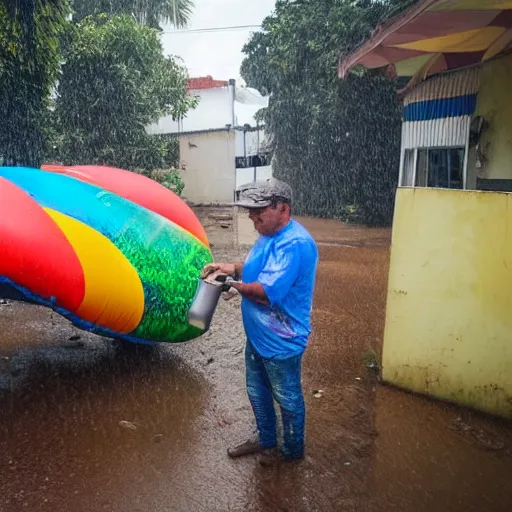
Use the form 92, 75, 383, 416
245, 340, 305, 459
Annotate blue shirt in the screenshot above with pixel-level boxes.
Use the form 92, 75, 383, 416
241, 219, 319, 359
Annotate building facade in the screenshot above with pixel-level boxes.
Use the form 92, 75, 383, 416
339, 0, 512, 419
147, 76, 272, 204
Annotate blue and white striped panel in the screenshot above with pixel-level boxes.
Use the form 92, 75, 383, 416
402, 117, 473, 149
403, 67, 480, 106
402, 67, 480, 149
403, 95, 477, 122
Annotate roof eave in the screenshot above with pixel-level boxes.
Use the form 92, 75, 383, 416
337, 0, 439, 79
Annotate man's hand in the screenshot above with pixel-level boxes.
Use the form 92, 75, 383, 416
230, 281, 269, 305
201, 263, 267, 305
201, 262, 236, 280
222, 287, 240, 301
202, 262, 245, 280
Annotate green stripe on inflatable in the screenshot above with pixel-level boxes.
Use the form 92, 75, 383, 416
112, 217, 212, 342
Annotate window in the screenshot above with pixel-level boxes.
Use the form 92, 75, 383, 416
235, 153, 272, 169
416, 149, 429, 187
402, 149, 415, 186
400, 147, 465, 189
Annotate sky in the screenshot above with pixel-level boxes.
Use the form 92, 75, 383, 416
160, 0, 277, 84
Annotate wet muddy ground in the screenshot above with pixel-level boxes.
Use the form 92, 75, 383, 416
0, 210, 511, 512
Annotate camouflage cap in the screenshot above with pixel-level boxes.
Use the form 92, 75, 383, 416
234, 178, 293, 209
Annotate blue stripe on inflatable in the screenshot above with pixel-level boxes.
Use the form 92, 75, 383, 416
403, 94, 477, 122
0, 275, 155, 345
0, 167, 188, 243
0, 166, 135, 237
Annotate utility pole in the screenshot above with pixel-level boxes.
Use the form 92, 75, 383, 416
254, 120, 260, 182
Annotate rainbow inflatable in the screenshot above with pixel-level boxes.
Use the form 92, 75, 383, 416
0, 165, 214, 344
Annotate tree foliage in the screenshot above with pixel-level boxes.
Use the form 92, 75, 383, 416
71, 0, 195, 29
49, 14, 195, 173
241, 0, 412, 226
0, 0, 70, 166
0, 1, 193, 194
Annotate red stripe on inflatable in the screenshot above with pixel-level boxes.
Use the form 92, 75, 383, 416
41, 164, 210, 248
0, 178, 86, 311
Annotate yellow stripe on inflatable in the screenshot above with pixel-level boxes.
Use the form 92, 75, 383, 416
44, 208, 145, 334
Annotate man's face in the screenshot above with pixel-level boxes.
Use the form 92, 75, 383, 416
247, 203, 288, 236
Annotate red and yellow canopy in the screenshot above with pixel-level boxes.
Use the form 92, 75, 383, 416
338, 0, 512, 84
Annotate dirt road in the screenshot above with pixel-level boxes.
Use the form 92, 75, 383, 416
0, 211, 510, 512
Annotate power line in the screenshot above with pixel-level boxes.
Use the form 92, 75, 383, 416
161, 24, 262, 35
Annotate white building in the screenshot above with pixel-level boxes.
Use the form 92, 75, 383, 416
147, 76, 272, 204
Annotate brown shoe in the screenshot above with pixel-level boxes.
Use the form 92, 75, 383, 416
258, 448, 279, 467
227, 438, 269, 458
259, 451, 305, 468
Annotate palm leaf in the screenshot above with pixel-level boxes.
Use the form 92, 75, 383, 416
71, 0, 195, 29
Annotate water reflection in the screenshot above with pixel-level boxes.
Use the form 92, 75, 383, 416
0, 331, 208, 512
367, 386, 512, 512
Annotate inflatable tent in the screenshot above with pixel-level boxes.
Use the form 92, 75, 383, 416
0, 165, 214, 344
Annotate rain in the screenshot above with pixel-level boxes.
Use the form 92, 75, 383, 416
1, 1, 512, 511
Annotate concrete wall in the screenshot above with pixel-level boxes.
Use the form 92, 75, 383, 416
383, 187, 512, 419
469, 53, 512, 181
179, 131, 235, 204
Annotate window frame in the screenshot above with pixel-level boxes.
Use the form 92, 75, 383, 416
399, 145, 469, 190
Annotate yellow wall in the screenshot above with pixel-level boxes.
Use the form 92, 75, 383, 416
383, 187, 512, 418
469, 53, 512, 181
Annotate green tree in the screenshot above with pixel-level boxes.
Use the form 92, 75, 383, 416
71, 0, 195, 29
0, 0, 70, 166
241, 0, 412, 226
49, 14, 196, 174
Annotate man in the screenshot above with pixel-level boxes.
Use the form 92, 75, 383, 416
201, 178, 319, 465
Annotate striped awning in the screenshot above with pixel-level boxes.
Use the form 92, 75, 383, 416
338, 0, 512, 85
